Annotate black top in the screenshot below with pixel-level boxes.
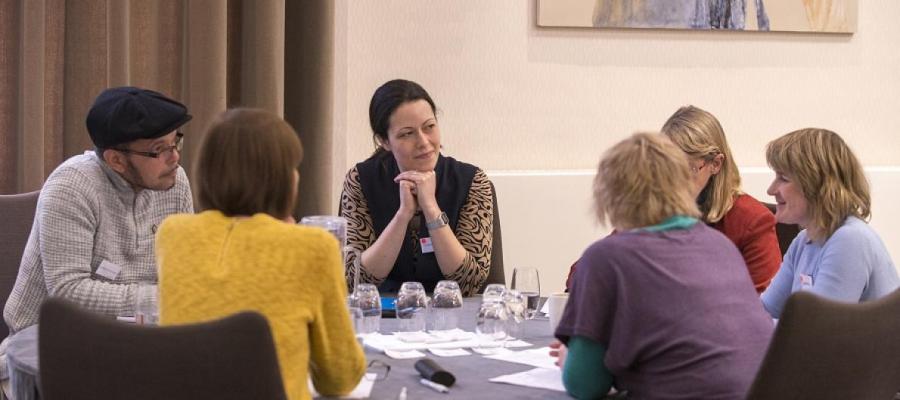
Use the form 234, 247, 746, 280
356, 152, 477, 292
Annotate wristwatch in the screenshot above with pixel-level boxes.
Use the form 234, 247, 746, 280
426, 212, 450, 231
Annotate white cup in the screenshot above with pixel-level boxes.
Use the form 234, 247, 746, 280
546, 292, 569, 334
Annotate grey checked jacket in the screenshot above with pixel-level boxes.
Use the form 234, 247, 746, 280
3, 152, 193, 334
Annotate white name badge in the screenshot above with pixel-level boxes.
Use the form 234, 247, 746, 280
420, 237, 434, 254
799, 273, 813, 290
96, 260, 122, 280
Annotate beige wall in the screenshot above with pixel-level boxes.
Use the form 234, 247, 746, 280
330, 0, 900, 291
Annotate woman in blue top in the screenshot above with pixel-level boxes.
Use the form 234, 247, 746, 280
761, 128, 899, 318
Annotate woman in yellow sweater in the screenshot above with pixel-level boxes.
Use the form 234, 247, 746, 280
155, 108, 365, 400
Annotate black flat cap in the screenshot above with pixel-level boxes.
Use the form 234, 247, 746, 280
86, 87, 192, 149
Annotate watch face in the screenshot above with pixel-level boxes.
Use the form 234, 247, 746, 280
428, 212, 449, 230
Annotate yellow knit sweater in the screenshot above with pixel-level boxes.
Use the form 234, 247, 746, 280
156, 211, 366, 400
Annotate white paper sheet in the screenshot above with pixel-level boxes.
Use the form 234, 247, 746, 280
489, 367, 565, 392
309, 373, 376, 399
429, 348, 471, 357
384, 349, 427, 359
471, 346, 513, 356
503, 339, 533, 348
484, 346, 557, 369
362, 330, 528, 353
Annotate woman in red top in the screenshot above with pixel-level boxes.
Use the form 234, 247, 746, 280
660, 105, 780, 292
566, 106, 781, 293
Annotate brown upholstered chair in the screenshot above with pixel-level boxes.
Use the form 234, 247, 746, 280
39, 299, 287, 400
746, 289, 900, 400
0, 190, 40, 338
763, 202, 801, 256
479, 181, 505, 292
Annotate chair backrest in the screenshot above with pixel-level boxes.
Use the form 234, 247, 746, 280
0, 190, 40, 338
763, 202, 801, 256
745, 289, 900, 400
480, 181, 505, 292
39, 299, 287, 400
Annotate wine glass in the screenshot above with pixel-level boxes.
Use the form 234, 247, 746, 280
511, 267, 541, 319
430, 280, 463, 332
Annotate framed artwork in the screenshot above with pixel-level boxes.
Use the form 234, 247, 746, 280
537, 0, 857, 33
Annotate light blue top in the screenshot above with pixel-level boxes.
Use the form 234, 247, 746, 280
761, 216, 899, 318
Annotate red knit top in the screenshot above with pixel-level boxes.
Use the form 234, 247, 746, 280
710, 194, 781, 293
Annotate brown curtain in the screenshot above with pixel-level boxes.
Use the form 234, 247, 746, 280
0, 0, 295, 200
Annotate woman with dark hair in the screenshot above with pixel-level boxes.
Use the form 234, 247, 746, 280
340, 79, 493, 296
156, 108, 365, 400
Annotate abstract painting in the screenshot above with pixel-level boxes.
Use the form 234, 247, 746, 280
538, 0, 857, 33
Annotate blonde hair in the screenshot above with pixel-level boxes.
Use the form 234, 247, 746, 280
594, 132, 700, 230
195, 108, 304, 220
765, 128, 870, 242
661, 105, 742, 223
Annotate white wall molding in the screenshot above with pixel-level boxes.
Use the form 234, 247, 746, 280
488, 167, 900, 295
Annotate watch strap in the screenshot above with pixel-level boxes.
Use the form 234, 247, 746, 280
426, 212, 449, 230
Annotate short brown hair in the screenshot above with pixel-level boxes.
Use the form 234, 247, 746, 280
594, 132, 700, 230
661, 105, 742, 223
766, 128, 870, 241
194, 108, 303, 219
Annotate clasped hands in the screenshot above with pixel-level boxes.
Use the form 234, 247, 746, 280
394, 170, 438, 216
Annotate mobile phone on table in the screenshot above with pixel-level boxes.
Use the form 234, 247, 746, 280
381, 296, 396, 318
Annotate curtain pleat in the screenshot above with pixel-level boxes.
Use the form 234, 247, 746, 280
0, 0, 294, 196
285, 1, 335, 217
0, 0, 21, 193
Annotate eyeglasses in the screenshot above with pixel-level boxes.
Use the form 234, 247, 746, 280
365, 360, 391, 381
114, 132, 183, 159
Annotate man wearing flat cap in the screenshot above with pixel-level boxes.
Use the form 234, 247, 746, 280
3, 87, 194, 335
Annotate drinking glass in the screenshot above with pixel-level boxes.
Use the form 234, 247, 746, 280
135, 282, 158, 325
475, 297, 508, 350
299, 215, 347, 247
430, 280, 463, 331
347, 299, 363, 334
396, 282, 428, 333
343, 248, 368, 336
482, 283, 506, 301
511, 267, 541, 319
355, 283, 382, 335
300, 216, 348, 267
502, 288, 527, 342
